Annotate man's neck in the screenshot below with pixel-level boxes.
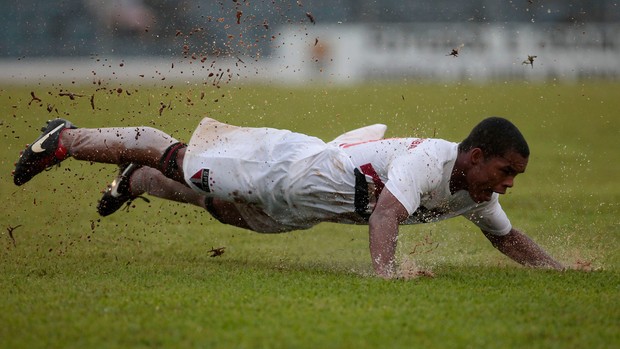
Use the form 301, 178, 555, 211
449, 153, 468, 194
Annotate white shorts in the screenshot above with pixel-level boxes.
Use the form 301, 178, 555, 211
183, 117, 358, 232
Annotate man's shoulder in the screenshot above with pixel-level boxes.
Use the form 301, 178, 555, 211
422, 138, 458, 150
390, 139, 456, 174
402, 138, 458, 162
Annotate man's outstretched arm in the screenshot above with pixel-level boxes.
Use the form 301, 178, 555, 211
483, 228, 564, 270
368, 189, 410, 278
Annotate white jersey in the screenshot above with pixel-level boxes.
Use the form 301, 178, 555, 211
183, 117, 511, 235
340, 138, 511, 235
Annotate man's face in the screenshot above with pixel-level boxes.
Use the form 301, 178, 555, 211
467, 150, 528, 203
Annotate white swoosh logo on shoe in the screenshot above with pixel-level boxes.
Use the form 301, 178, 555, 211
109, 179, 122, 198
31, 124, 66, 153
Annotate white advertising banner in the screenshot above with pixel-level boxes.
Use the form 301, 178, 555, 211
274, 23, 620, 84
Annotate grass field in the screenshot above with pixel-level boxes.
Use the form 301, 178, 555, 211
1, 81, 618, 348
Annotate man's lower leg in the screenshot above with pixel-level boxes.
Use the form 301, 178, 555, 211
64, 126, 179, 169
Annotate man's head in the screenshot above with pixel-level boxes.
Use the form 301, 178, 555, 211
456, 117, 530, 203
458, 117, 530, 158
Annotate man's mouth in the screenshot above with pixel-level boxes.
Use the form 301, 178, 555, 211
494, 189, 506, 195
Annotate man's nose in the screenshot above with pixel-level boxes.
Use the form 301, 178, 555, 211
503, 176, 515, 188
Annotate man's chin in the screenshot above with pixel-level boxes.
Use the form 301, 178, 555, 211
470, 191, 493, 203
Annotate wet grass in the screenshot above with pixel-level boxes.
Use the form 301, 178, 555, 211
1, 81, 618, 348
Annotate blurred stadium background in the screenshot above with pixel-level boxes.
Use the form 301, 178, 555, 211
1, 0, 618, 85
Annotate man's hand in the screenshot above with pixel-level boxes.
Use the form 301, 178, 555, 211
483, 228, 564, 270
570, 259, 596, 271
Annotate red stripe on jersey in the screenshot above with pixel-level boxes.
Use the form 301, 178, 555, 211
408, 138, 426, 149
341, 137, 426, 149
359, 163, 384, 199
340, 138, 398, 148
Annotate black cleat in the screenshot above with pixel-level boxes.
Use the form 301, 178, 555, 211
97, 163, 149, 216
13, 118, 77, 186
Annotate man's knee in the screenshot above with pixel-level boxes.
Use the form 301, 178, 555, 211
204, 197, 252, 230
159, 142, 186, 182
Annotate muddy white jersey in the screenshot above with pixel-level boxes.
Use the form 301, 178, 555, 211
341, 138, 512, 235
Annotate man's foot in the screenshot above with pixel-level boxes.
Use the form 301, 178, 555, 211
13, 118, 77, 186
97, 163, 149, 216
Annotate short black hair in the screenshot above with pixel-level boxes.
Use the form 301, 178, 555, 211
458, 117, 530, 158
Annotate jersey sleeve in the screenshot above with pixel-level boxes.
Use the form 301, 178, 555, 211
463, 194, 512, 236
384, 152, 440, 215
384, 179, 420, 215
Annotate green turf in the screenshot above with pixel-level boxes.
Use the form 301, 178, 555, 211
0, 82, 618, 349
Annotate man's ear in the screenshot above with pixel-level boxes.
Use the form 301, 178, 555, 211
470, 148, 484, 165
